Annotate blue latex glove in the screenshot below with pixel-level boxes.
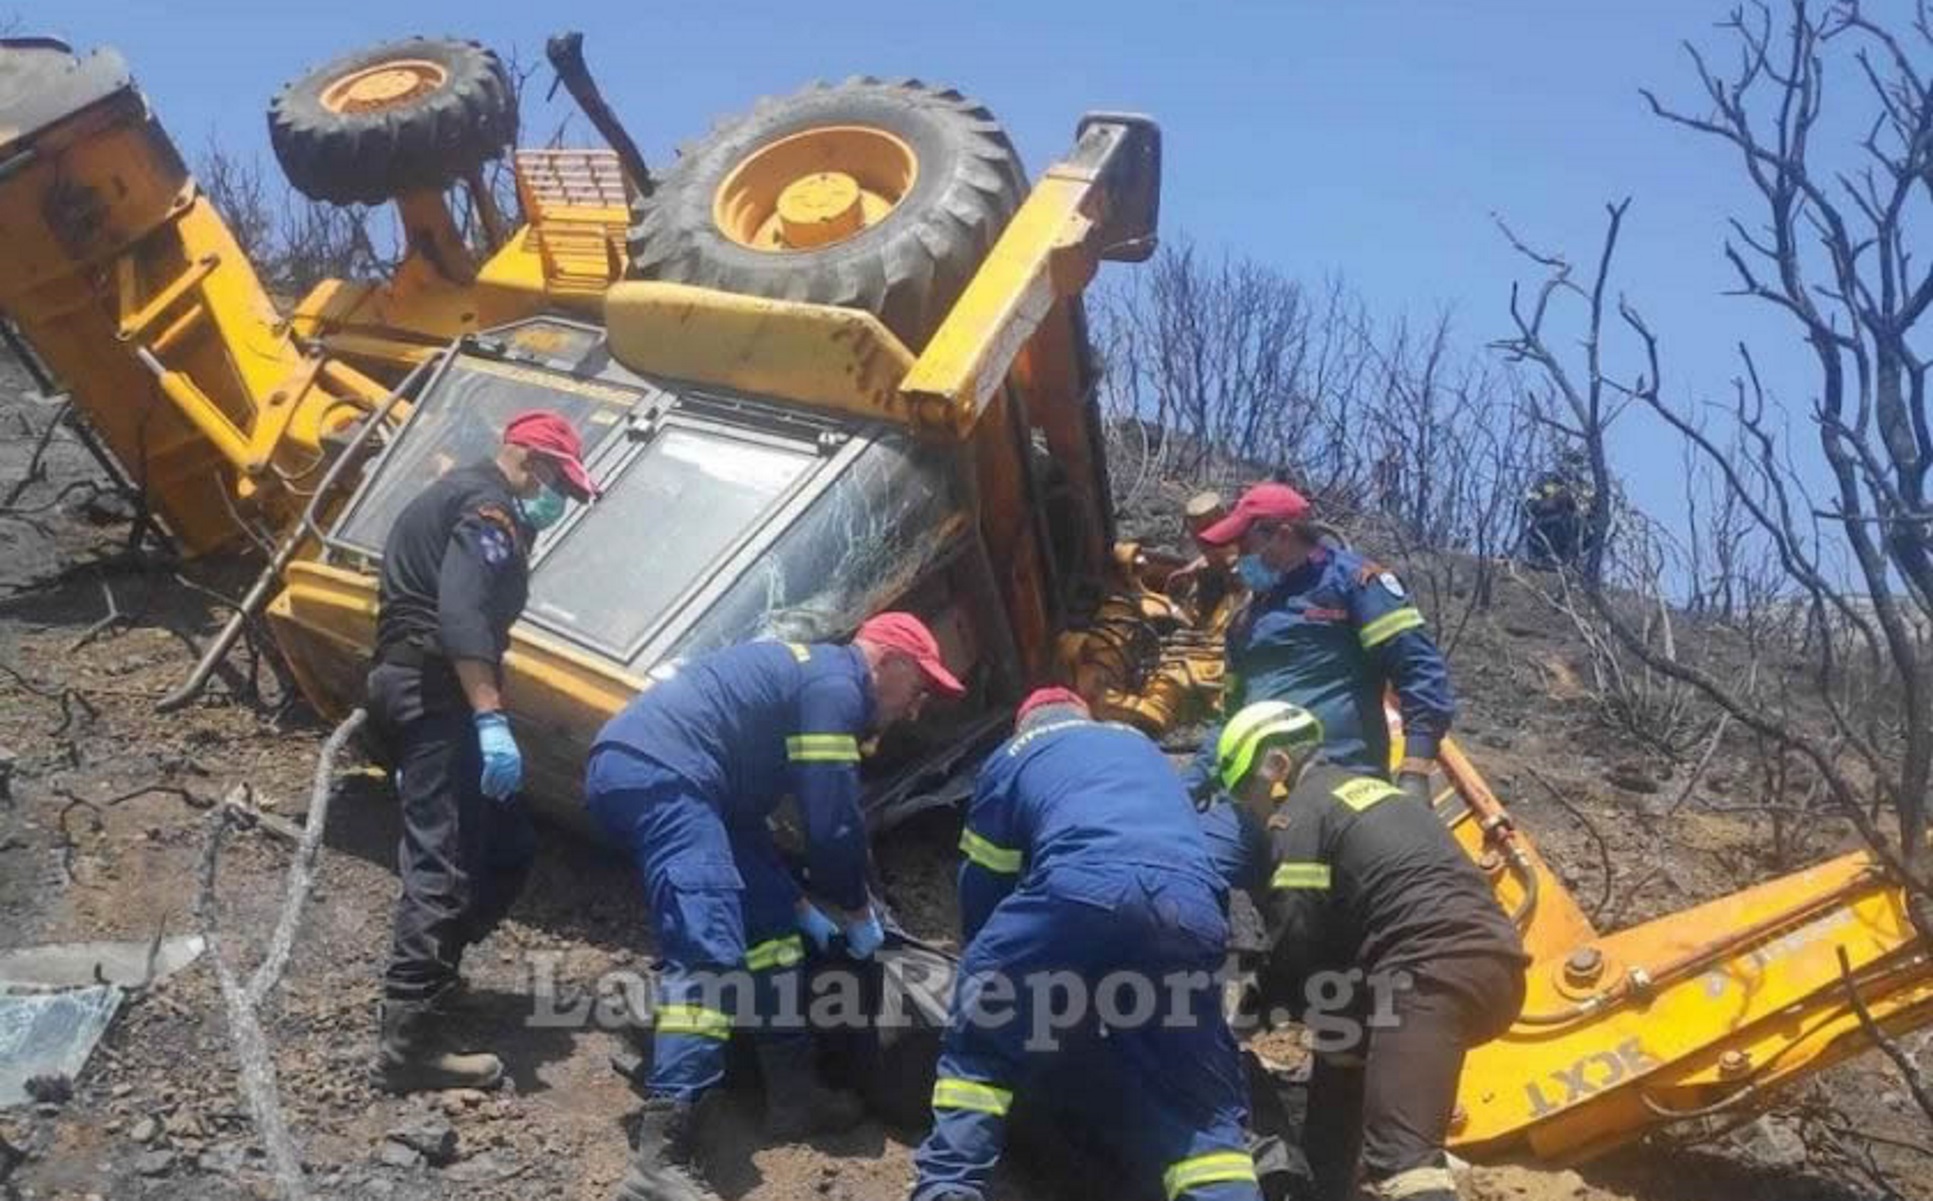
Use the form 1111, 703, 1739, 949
474, 712, 523, 801
795, 904, 840, 953
844, 909, 885, 961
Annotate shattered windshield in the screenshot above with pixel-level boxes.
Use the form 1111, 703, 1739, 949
332, 356, 641, 554
526, 425, 818, 659
666, 433, 967, 661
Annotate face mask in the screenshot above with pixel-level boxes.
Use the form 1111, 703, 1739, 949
1237, 554, 1282, 593
518, 483, 567, 531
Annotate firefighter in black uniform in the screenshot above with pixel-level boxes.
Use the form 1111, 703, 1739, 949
367, 409, 598, 1092
1212, 701, 1527, 1201
1520, 449, 1595, 570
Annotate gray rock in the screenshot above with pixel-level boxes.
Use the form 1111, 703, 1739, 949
134, 1148, 177, 1177
1605, 762, 1662, 794
386, 1114, 457, 1165
129, 1117, 160, 1144
377, 1141, 423, 1170
197, 1143, 249, 1175
445, 1151, 509, 1183
1732, 1115, 1807, 1170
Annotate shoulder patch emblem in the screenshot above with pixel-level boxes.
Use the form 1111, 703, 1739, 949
477, 524, 512, 567
1377, 572, 1406, 600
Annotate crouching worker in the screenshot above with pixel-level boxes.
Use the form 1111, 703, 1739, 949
1215, 702, 1527, 1201
368, 409, 598, 1092
910, 688, 1261, 1201
587, 613, 965, 1201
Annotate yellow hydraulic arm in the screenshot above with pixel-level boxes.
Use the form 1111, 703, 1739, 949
0, 39, 386, 553
1425, 733, 1933, 1164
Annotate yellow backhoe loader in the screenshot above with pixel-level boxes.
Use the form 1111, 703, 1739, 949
0, 30, 1925, 1179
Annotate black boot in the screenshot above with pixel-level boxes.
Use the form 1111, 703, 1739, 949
755, 1036, 865, 1140
372, 997, 504, 1093
612, 1098, 718, 1201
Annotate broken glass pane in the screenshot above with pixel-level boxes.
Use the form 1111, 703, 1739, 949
667, 434, 966, 660
0, 985, 122, 1107
0, 936, 203, 990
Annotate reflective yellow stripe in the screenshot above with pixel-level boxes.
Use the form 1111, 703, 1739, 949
1271, 861, 1332, 891
744, 934, 805, 972
932, 1077, 1012, 1115
654, 1004, 732, 1039
1334, 778, 1403, 812
959, 828, 1023, 874
786, 642, 811, 663
786, 733, 861, 763
1163, 1150, 1259, 1199
1222, 701, 1318, 757
1359, 607, 1426, 648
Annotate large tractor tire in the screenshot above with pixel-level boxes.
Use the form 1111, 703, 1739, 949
268, 37, 516, 206
629, 78, 1028, 351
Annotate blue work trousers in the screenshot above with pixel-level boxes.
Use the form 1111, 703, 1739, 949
911, 864, 1261, 1201
584, 747, 809, 1101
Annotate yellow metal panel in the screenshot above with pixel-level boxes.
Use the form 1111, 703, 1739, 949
899, 171, 1098, 436
604, 281, 918, 422
269, 561, 654, 837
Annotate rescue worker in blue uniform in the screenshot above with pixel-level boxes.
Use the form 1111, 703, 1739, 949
909, 687, 1262, 1201
1188, 482, 1455, 801
589, 612, 965, 1201
1216, 701, 1527, 1201
367, 409, 599, 1093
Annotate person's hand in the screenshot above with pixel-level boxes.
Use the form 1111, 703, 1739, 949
1397, 757, 1436, 805
843, 908, 885, 960
474, 712, 523, 801
795, 903, 840, 953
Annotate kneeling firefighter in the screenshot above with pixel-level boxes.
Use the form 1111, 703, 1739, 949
1216, 702, 1528, 1201
909, 688, 1261, 1201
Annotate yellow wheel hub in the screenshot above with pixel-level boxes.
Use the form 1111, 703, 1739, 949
714, 126, 918, 252
776, 172, 864, 248
320, 60, 449, 115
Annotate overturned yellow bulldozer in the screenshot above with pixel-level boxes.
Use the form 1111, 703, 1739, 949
0, 30, 1927, 1175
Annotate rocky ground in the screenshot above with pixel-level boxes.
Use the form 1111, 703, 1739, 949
1, 352, 1928, 1200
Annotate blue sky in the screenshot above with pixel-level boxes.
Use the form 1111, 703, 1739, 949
30, 0, 1904, 534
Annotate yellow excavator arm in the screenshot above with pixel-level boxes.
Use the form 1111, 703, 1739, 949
1424, 722, 1933, 1163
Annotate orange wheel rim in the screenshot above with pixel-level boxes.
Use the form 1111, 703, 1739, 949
319, 59, 449, 115
713, 126, 917, 252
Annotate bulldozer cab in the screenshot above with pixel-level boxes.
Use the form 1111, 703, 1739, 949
303, 312, 1017, 830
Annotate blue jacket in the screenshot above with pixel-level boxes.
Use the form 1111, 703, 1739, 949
956, 714, 1226, 942
1189, 546, 1454, 788
1197, 796, 1272, 905
592, 640, 875, 910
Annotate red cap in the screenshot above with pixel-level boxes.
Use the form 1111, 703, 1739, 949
503, 410, 599, 501
1196, 482, 1310, 547
1016, 686, 1088, 723
855, 611, 966, 699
